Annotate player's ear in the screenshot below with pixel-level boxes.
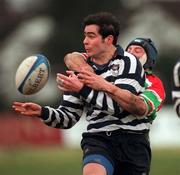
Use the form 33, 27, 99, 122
105, 35, 114, 44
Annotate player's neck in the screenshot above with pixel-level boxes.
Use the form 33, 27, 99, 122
92, 46, 116, 65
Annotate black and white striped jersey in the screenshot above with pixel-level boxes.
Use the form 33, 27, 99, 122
172, 59, 180, 117
40, 45, 149, 133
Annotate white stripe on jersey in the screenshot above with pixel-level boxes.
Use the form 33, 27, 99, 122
106, 94, 114, 113
88, 124, 123, 133
64, 110, 78, 126
63, 94, 82, 104
89, 115, 118, 124
124, 51, 145, 78
86, 90, 94, 103
96, 92, 103, 108
86, 110, 102, 121
124, 51, 137, 74
88, 122, 151, 133
51, 112, 61, 127
56, 109, 69, 127
119, 122, 151, 131
120, 114, 147, 123
115, 78, 144, 92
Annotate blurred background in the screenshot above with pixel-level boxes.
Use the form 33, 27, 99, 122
0, 0, 180, 175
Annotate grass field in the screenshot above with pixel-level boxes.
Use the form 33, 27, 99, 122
0, 147, 180, 175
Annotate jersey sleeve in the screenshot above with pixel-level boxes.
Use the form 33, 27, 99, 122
140, 74, 166, 120
40, 92, 84, 129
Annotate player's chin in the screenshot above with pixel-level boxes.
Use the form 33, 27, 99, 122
85, 50, 93, 57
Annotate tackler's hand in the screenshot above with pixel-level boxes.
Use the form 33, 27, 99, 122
64, 52, 93, 72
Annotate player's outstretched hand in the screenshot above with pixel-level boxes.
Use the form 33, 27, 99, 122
12, 102, 42, 117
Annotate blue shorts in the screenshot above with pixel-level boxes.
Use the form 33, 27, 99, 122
81, 130, 151, 175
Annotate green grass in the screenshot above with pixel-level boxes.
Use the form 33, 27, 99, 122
0, 147, 82, 175
151, 148, 180, 175
0, 147, 180, 175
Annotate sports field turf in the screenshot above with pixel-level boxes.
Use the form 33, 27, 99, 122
0, 147, 180, 175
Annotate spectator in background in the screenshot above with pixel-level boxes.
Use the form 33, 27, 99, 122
172, 59, 180, 117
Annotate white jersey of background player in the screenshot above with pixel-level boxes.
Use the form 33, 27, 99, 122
172, 59, 180, 117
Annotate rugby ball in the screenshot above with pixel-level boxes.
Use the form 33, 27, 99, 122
15, 54, 50, 95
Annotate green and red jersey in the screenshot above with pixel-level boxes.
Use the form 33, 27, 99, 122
140, 73, 165, 120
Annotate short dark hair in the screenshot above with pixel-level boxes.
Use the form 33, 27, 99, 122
83, 12, 120, 45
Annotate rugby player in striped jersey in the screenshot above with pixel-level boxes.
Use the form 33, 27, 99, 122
13, 12, 152, 175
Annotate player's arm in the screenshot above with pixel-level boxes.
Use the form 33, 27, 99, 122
12, 92, 84, 129
12, 102, 42, 116
64, 52, 93, 72
41, 92, 84, 129
140, 75, 166, 120
104, 83, 147, 116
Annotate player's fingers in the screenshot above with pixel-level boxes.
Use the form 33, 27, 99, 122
13, 106, 26, 113
13, 102, 24, 106
57, 85, 68, 91
79, 70, 94, 76
66, 70, 75, 76
78, 73, 92, 80
56, 77, 63, 85
57, 73, 68, 79
57, 73, 70, 83
20, 111, 35, 116
79, 79, 85, 83
12, 104, 24, 110
21, 103, 34, 108
56, 76, 66, 86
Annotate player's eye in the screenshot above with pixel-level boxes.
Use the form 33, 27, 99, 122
135, 47, 143, 53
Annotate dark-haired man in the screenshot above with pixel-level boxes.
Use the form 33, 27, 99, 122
13, 12, 147, 175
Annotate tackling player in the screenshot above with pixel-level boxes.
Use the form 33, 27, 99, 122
126, 38, 165, 120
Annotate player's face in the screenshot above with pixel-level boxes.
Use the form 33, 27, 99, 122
127, 45, 145, 59
83, 25, 108, 58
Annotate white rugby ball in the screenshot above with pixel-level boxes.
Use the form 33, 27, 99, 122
15, 54, 50, 95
